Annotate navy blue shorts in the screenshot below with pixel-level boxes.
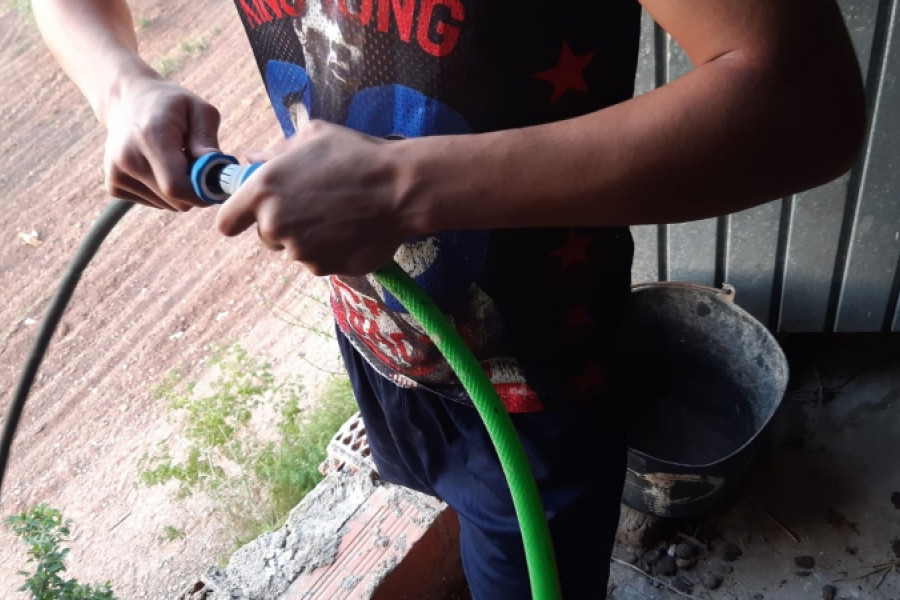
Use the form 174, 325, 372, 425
337, 331, 627, 599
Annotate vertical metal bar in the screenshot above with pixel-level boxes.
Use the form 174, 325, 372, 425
885, 252, 900, 330
630, 10, 662, 285
654, 21, 670, 282
657, 225, 669, 281
724, 201, 782, 326
653, 22, 667, 89
716, 214, 730, 287
769, 196, 796, 331
659, 31, 719, 286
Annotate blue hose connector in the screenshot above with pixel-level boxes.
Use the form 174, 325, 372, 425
190, 152, 263, 204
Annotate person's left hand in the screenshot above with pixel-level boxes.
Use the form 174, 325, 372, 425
215, 120, 416, 276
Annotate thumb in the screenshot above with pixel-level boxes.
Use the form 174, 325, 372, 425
186, 100, 222, 159
216, 180, 260, 237
246, 137, 292, 163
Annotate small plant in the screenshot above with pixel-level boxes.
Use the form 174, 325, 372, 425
154, 56, 180, 79
257, 375, 357, 527
250, 278, 341, 376
178, 38, 207, 54
158, 525, 186, 543
138, 344, 357, 548
152, 28, 220, 78
4, 504, 116, 600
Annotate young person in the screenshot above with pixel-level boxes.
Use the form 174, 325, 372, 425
32, 0, 865, 597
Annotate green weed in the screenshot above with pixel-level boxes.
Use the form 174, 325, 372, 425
154, 57, 178, 79
178, 38, 207, 54
158, 525, 185, 543
152, 28, 219, 79
4, 504, 116, 600
138, 344, 356, 548
250, 278, 341, 376
256, 375, 356, 532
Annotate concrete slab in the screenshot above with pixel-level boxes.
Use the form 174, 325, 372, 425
609, 333, 900, 600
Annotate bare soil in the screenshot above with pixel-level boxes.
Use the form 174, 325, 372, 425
0, 2, 344, 598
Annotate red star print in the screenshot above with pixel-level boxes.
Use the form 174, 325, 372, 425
570, 360, 607, 394
534, 41, 597, 105
564, 303, 597, 333
549, 229, 591, 271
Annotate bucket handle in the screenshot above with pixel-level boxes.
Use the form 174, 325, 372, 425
630, 281, 736, 304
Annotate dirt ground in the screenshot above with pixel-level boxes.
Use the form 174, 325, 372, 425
0, 2, 346, 598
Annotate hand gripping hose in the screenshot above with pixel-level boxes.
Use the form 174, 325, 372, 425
0, 153, 561, 600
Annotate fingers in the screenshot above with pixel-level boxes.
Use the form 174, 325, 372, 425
105, 147, 169, 210
137, 112, 210, 208
107, 166, 193, 211
103, 81, 222, 211
105, 137, 201, 210
245, 134, 294, 163
246, 148, 278, 163
142, 139, 200, 206
216, 173, 264, 237
254, 198, 290, 252
112, 188, 165, 210
256, 225, 285, 252
146, 96, 220, 208
217, 168, 288, 257
186, 100, 221, 159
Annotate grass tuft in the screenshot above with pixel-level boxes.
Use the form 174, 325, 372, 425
152, 28, 220, 79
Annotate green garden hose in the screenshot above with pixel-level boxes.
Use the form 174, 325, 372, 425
374, 262, 560, 600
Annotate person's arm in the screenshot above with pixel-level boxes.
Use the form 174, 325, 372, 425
401, 0, 867, 230
215, 0, 865, 276
32, 0, 221, 211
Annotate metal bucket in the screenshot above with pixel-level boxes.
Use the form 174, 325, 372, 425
619, 282, 789, 519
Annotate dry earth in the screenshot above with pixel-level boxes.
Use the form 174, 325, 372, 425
0, 2, 345, 598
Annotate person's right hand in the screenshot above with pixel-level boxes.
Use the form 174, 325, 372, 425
102, 75, 221, 211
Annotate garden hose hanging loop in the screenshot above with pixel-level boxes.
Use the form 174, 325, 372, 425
1, 198, 134, 505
